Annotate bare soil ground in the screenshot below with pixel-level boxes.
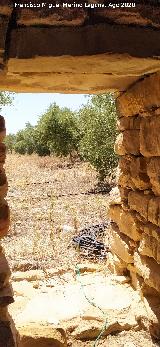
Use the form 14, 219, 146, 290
3, 154, 110, 272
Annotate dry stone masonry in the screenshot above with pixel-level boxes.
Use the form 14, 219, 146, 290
0, 116, 16, 346
109, 73, 160, 301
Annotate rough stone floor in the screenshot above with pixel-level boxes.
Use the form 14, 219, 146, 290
8, 264, 160, 347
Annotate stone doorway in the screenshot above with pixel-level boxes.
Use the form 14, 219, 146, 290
0, 1, 159, 346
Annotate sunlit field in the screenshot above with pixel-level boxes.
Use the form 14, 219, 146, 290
3, 154, 111, 272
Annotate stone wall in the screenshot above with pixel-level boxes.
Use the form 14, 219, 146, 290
0, 118, 16, 346
109, 72, 160, 299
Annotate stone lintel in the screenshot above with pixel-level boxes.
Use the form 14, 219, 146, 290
9, 24, 160, 59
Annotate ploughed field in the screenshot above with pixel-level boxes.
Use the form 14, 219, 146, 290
2, 154, 110, 272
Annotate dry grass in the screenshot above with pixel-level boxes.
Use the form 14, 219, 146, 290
2, 154, 111, 272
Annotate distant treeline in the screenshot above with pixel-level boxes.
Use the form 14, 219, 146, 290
5, 94, 118, 181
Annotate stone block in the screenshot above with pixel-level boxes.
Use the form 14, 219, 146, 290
128, 192, 160, 227
118, 157, 130, 173
7, 50, 160, 76
128, 191, 152, 220
128, 264, 159, 298
130, 156, 150, 190
134, 252, 160, 294
117, 116, 140, 131
0, 184, 7, 199
16, 2, 87, 26
0, 1, 12, 15
114, 133, 125, 155
109, 223, 134, 263
9, 20, 160, 60
0, 169, 7, 197
0, 16, 10, 56
109, 204, 142, 241
116, 73, 160, 117
109, 186, 122, 205
130, 156, 148, 175
114, 130, 140, 155
0, 283, 14, 306
95, 5, 160, 29
155, 107, 160, 116
12, 270, 45, 282
0, 116, 6, 142
0, 143, 6, 165
0, 251, 11, 289
140, 116, 160, 157
6, 55, 160, 93
0, 128, 5, 142
109, 186, 129, 205
0, 200, 10, 238
143, 223, 160, 242
18, 324, 67, 347
128, 264, 144, 292
148, 197, 160, 226
139, 222, 160, 263
117, 157, 131, 188
118, 186, 130, 203
118, 163, 150, 191
0, 320, 16, 347
0, 116, 5, 131
107, 252, 128, 275
1, 69, 139, 94
139, 232, 160, 264
147, 158, 160, 195
0, 307, 10, 321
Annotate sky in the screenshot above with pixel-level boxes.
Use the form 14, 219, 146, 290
1, 93, 88, 134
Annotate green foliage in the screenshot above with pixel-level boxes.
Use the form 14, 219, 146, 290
0, 92, 14, 108
35, 103, 80, 157
14, 140, 26, 155
8, 94, 118, 181
12, 104, 80, 158
14, 122, 36, 155
2, 92, 14, 152
32, 127, 50, 156
78, 94, 118, 181
4, 134, 16, 153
